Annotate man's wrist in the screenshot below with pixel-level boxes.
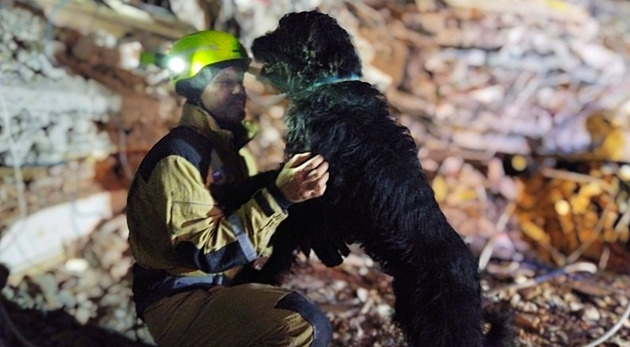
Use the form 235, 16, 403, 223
267, 183, 293, 210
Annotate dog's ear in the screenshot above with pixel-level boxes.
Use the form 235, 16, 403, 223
304, 13, 334, 57
303, 13, 346, 58
300, 11, 362, 78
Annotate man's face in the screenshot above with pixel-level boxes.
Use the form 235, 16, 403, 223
199, 65, 246, 127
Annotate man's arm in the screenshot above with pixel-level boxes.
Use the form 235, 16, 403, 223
155, 156, 289, 273
154, 153, 329, 274
221, 170, 279, 215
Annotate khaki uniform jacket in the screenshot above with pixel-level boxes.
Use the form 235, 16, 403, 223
126, 103, 290, 316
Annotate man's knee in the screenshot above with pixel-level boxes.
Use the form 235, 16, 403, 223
275, 292, 332, 347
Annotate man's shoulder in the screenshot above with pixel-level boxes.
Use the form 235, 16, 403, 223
137, 126, 214, 181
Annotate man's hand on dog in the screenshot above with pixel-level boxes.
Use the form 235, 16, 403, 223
276, 152, 329, 203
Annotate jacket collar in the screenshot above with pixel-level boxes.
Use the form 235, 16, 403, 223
178, 103, 256, 149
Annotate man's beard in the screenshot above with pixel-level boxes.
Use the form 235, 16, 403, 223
215, 108, 246, 132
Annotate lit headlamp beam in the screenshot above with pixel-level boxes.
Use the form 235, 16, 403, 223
167, 57, 186, 74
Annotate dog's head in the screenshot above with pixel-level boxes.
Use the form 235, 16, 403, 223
252, 11, 362, 94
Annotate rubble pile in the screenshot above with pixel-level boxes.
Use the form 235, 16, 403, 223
516, 161, 630, 272
2, 212, 629, 346
0, 5, 123, 238
385, 0, 628, 160
0, 6, 119, 166
1, 0, 629, 346
0, 160, 106, 230
1, 215, 154, 346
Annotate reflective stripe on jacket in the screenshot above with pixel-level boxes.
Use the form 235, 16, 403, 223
126, 103, 290, 316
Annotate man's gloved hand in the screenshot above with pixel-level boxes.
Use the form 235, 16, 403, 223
275, 153, 329, 203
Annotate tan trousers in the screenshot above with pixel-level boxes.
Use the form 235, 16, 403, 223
143, 283, 331, 347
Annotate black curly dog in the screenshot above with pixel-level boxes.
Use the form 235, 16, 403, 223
233, 11, 512, 347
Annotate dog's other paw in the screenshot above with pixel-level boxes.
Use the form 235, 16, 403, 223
483, 302, 516, 347
310, 238, 350, 267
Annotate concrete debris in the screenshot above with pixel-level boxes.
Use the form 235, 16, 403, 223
0, 6, 119, 166
1, 0, 630, 346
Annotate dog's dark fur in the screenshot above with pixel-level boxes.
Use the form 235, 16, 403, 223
233, 11, 512, 347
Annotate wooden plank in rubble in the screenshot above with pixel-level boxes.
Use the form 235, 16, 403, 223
29, 0, 195, 39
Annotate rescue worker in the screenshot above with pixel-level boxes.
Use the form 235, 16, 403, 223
126, 30, 332, 346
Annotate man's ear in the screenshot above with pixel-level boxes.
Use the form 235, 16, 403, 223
175, 65, 217, 103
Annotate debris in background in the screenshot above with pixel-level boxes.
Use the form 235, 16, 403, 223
1, 0, 629, 346
516, 161, 630, 273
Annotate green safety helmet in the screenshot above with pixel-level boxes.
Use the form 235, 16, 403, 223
167, 30, 249, 84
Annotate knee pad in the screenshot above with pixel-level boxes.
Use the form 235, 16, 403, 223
275, 292, 332, 347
